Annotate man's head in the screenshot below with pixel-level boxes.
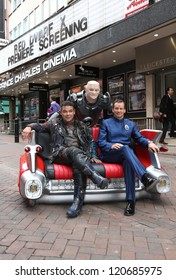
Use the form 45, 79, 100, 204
112, 99, 126, 120
60, 101, 76, 124
50, 95, 56, 102
85, 80, 100, 103
166, 87, 174, 97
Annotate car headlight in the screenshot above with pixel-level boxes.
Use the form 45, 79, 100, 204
146, 165, 171, 194
25, 179, 43, 199
155, 175, 170, 193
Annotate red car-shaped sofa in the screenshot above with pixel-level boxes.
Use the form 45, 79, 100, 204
18, 126, 170, 206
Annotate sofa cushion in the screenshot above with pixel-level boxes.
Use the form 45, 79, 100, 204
45, 161, 124, 180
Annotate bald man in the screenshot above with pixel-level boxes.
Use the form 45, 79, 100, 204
68, 80, 111, 126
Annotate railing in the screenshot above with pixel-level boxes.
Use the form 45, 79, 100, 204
0, 117, 155, 135
129, 117, 154, 130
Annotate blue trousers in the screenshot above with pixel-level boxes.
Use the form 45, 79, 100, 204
100, 145, 146, 201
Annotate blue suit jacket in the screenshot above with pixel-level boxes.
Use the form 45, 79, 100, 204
97, 117, 149, 154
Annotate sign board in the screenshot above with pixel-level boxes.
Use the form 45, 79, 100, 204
0, 39, 9, 47
125, 0, 149, 18
29, 83, 49, 92
136, 34, 176, 73
0, 0, 125, 73
0, 47, 77, 92
75, 65, 99, 77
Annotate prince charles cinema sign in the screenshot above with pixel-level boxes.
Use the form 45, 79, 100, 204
0, 47, 77, 91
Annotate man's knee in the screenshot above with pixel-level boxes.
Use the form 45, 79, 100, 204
65, 147, 88, 169
65, 147, 82, 158
121, 145, 132, 153
121, 145, 135, 160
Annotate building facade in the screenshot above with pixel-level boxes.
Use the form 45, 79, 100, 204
0, 0, 175, 131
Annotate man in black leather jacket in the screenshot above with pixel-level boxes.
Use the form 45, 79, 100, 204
22, 101, 108, 218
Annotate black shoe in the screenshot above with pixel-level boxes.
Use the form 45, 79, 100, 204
169, 133, 176, 138
142, 173, 157, 190
67, 197, 83, 218
159, 140, 168, 144
124, 200, 135, 216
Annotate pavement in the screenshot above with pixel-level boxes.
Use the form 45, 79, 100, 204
0, 132, 176, 260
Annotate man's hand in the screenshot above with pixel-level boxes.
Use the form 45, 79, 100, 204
111, 143, 123, 149
148, 142, 159, 153
21, 127, 32, 140
91, 158, 102, 163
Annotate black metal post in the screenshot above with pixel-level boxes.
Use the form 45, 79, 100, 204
14, 118, 19, 143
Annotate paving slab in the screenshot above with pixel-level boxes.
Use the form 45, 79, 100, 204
0, 133, 176, 260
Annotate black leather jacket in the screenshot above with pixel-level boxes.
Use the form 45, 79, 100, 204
159, 94, 175, 120
68, 91, 111, 126
28, 116, 98, 159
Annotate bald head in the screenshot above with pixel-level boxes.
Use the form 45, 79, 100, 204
87, 80, 100, 87
85, 81, 100, 103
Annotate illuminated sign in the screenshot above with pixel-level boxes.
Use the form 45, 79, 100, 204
0, 47, 77, 91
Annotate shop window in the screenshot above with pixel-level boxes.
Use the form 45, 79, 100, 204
29, 11, 35, 30
50, 0, 57, 16
23, 96, 39, 121
35, 6, 41, 26
23, 16, 28, 33
13, 0, 21, 11
17, 22, 21, 37
43, 0, 49, 20
155, 71, 176, 107
127, 72, 146, 113
13, 26, 18, 40
107, 74, 125, 115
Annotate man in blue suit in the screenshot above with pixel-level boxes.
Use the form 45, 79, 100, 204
97, 99, 159, 216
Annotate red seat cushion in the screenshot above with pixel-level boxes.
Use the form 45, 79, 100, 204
53, 164, 73, 179
49, 162, 124, 180
103, 163, 124, 178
